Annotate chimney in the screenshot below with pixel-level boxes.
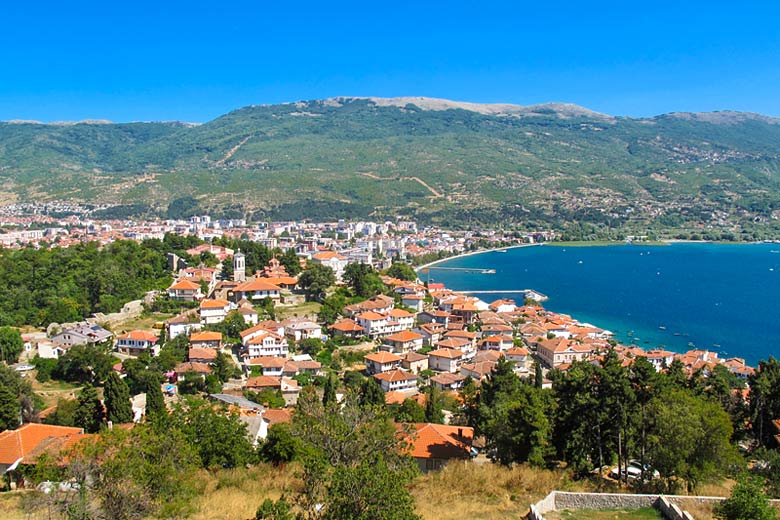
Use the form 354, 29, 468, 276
458, 428, 463, 439
107, 420, 113, 430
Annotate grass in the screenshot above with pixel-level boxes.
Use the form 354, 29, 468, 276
31, 379, 81, 408
275, 301, 321, 321
546, 507, 662, 520
112, 311, 173, 332
190, 464, 303, 520
410, 461, 589, 520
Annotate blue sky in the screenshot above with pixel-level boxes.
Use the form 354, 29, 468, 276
1, 0, 779, 122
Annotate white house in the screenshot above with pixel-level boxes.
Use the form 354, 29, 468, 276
364, 351, 402, 375
282, 319, 322, 343
199, 299, 233, 325
373, 370, 418, 392
381, 330, 424, 354
428, 348, 464, 373
233, 279, 282, 302
244, 332, 289, 359
310, 251, 349, 280
37, 340, 67, 359
115, 331, 160, 357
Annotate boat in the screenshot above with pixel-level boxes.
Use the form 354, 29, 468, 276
481, 269, 496, 274
659, 326, 666, 330
496, 249, 507, 253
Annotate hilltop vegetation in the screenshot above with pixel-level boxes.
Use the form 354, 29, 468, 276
2, 97, 780, 237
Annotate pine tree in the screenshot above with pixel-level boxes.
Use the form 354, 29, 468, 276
145, 378, 166, 418
359, 378, 385, 408
322, 374, 337, 407
0, 384, 20, 432
74, 384, 105, 433
104, 371, 133, 424
424, 384, 443, 423
534, 361, 544, 389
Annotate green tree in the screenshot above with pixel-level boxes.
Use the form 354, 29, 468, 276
386, 262, 417, 282
256, 497, 295, 520
213, 352, 239, 382
104, 371, 133, 424
488, 384, 552, 467
259, 423, 303, 465
145, 379, 166, 418
322, 374, 337, 407
0, 326, 24, 363
343, 263, 384, 298
648, 389, 741, 492
392, 398, 426, 423
168, 397, 254, 468
360, 378, 386, 408
55, 342, 115, 384
43, 398, 78, 427
749, 357, 780, 448
298, 263, 336, 302
716, 475, 777, 520
424, 385, 444, 424
280, 248, 302, 276
74, 384, 105, 433
0, 384, 20, 431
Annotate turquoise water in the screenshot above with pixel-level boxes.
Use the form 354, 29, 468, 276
425, 243, 780, 366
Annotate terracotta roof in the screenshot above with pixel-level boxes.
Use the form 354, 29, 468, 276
174, 361, 213, 374
428, 348, 464, 359
506, 347, 529, 356
388, 308, 415, 318
356, 311, 387, 321
240, 322, 282, 339
365, 351, 402, 364
385, 391, 407, 405
403, 351, 428, 363
0, 423, 84, 465
373, 370, 418, 382
436, 338, 471, 349
312, 251, 347, 261
263, 408, 293, 425
246, 375, 282, 388
235, 279, 282, 292
188, 347, 217, 361
399, 423, 473, 460
329, 319, 365, 332
200, 299, 230, 309
384, 330, 423, 343
246, 356, 286, 368
117, 330, 158, 342
190, 331, 222, 342
444, 330, 477, 340
169, 279, 201, 291
431, 372, 467, 386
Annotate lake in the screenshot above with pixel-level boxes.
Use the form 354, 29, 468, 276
423, 242, 780, 366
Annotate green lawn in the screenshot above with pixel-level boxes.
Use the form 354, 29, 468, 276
546, 507, 663, 520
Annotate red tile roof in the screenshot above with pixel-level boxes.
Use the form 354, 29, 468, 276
0, 424, 84, 465
399, 423, 473, 460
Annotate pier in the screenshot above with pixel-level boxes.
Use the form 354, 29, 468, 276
422, 267, 496, 274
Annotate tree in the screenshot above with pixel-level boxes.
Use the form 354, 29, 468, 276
716, 475, 777, 520
392, 398, 426, 423
104, 371, 133, 424
0, 384, 20, 431
322, 375, 337, 407
534, 360, 544, 389
749, 357, 780, 448
256, 497, 295, 520
213, 352, 239, 382
0, 326, 24, 363
360, 378, 386, 408
488, 385, 552, 467
259, 423, 303, 465
386, 262, 417, 282
424, 385, 444, 424
74, 384, 105, 433
168, 397, 254, 469
343, 263, 384, 298
647, 390, 740, 492
298, 263, 336, 302
280, 248, 302, 276
55, 343, 115, 384
145, 379, 166, 418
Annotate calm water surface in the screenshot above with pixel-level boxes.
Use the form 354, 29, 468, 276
425, 243, 780, 365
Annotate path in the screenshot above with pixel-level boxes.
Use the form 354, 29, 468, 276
215, 135, 252, 166
359, 173, 443, 198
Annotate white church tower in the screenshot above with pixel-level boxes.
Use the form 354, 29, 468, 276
233, 250, 246, 282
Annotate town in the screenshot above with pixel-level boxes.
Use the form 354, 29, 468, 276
0, 212, 776, 520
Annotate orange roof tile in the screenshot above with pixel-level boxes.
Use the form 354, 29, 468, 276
384, 330, 423, 343
190, 331, 222, 342
399, 423, 473, 460
200, 299, 230, 309
117, 330, 158, 342
0, 424, 84, 465
365, 351, 403, 364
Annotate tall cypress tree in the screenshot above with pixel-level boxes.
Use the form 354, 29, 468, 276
322, 374, 337, 407
104, 371, 133, 424
424, 384, 444, 424
0, 385, 20, 432
74, 384, 105, 433
145, 378, 166, 418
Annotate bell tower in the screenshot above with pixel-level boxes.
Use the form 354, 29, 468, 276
233, 250, 246, 282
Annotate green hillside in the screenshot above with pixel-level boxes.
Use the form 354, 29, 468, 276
2, 97, 780, 237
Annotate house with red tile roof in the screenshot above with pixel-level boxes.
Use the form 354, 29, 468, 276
115, 330, 159, 356
188, 347, 218, 363
364, 351, 403, 375
401, 351, 429, 374
536, 338, 594, 368
199, 298, 233, 325
167, 278, 204, 302
233, 279, 282, 302
428, 348, 465, 373
381, 330, 424, 354
430, 372, 467, 392
373, 370, 418, 392
398, 423, 474, 472
0, 423, 87, 480
189, 331, 222, 349
329, 318, 365, 339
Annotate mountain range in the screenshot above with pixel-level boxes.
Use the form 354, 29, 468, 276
2, 96, 780, 237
